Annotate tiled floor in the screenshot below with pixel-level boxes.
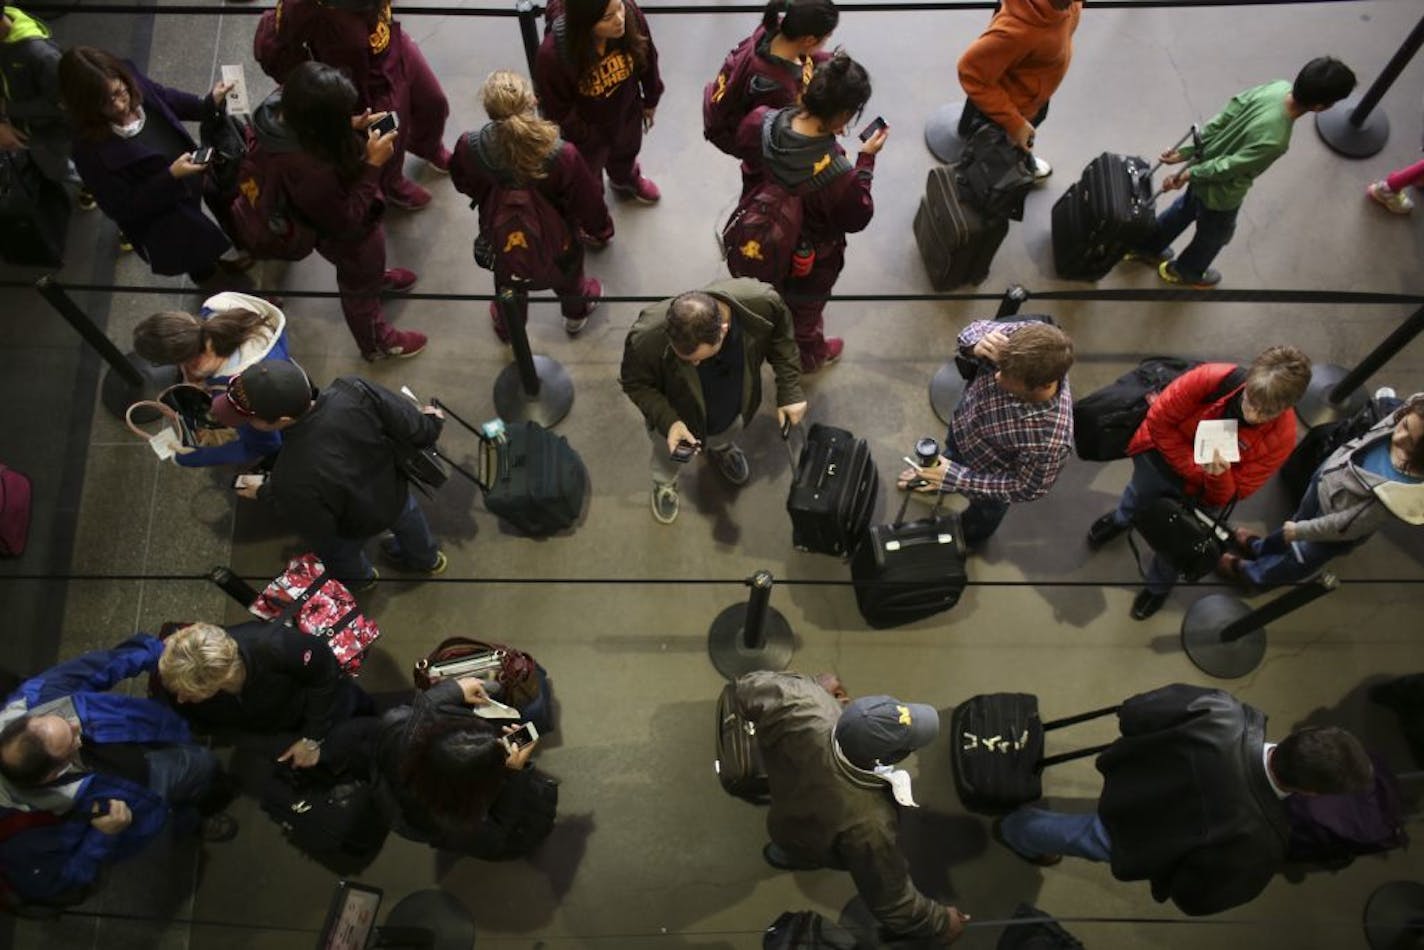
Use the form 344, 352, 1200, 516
2, 1, 1423, 947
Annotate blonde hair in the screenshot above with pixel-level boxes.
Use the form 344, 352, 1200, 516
482, 71, 560, 184
159, 623, 241, 696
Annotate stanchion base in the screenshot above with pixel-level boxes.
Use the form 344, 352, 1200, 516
379, 888, 475, 950
707, 603, 794, 680
99, 354, 180, 421
493, 355, 573, 428
1297, 363, 1370, 428
1315, 96, 1390, 159
1181, 594, 1266, 679
929, 362, 966, 427
1363, 880, 1424, 950
924, 101, 968, 164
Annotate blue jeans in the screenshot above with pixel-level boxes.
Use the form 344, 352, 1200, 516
1137, 186, 1239, 280
943, 428, 1011, 546
1243, 468, 1363, 589
315, 491, 440, 583
1000, 806, 1113, 863
1112, 452, 1184, 594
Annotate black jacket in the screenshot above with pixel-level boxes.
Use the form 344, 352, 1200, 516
1096, 684, 1290, 916
260, 377, 442, 540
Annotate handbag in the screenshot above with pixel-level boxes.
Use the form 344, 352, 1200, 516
1130, 494, 1235, 581
413, 636, 543, 710
126, 383, 239, 455
248, 553, 382, 673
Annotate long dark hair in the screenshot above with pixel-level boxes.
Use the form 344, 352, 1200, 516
133, 308, 275, 366
399, 714, 509, 826
280, 62, 365, 180
564, 0, 649, 85
801, 50, 871, 124
761, 0, 838, 40
58, 46, 141, 141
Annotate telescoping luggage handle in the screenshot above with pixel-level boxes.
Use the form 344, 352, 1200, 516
780, 419, 845, 494
1145, 124, 1203, 201
428, 396, 509, 495
1037, 703, 1121, 771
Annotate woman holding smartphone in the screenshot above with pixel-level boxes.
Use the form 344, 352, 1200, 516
59, 47, 248, 283
734, 52, 886, 372
535, 0, 664, 205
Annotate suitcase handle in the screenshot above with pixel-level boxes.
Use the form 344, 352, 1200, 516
429, 398, 492, 493
1147, 124, 1201, 201
1041, 703, 1120, 731
1033, 704, 1121, 771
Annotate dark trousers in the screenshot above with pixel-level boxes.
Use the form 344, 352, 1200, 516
943, 427, 1011, 546
958, 100, 1049, 140
1135, 186, 1239, 280
1243, 467, 1365, 589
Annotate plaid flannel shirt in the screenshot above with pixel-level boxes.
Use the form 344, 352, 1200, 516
942, 320, 1074, 502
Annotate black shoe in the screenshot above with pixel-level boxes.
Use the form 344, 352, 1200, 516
1131, 589, 1168, 621
1087, 513, 1128, 548
762, 843, 822, 871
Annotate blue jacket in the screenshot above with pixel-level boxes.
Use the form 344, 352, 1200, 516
0, 635, 190, 901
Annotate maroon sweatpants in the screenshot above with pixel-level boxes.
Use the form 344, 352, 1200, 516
374, 32, 450, 196
780, 241, 846, 364
570, 104, 644, 187
317, 225, 401, 356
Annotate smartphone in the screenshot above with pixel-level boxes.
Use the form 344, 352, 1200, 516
191, 146, 215, 165
371, 112, 399, 136
670, 439, 700, 464
233, 473, 266, 490
504, 722, 539, 751
858, 116, 887, 142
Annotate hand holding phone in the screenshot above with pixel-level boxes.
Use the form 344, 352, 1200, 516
670, 439, 700, 464
191, 146, 215, 165
371, 112, 399, 136
858, 116, 887, 142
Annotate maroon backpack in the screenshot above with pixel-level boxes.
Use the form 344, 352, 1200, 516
469, 133, 572, 288
229, 91, 317, 262
0, 463, 32, 557
722, 177, 805, 286
703, 32, 762, 157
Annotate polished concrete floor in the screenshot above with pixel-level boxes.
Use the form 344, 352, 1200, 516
2, 0, 1423, 947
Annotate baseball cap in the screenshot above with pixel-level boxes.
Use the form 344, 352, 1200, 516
228, 360, 313, 422
835, 695, 940, 768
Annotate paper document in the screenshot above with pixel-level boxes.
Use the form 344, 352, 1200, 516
471, 698, 521, 721
220, 64, 251, 115
1194, 418, 1240, 465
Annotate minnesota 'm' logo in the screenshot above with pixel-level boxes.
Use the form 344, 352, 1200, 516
504, 231, 529, 252
368, 0, 392, 54
239, 177, 259, 207
812, 153, 832, 176
738, 240, 764, 261
711, 73, 728, 104
896, 704, 912, 726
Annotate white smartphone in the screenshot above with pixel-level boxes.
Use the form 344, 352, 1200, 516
503, 722, 539, 752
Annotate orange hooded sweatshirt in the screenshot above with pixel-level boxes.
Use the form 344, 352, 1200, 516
957, 0, 1081, 141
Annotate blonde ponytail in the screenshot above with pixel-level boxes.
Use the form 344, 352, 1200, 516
482, 70, 560, 183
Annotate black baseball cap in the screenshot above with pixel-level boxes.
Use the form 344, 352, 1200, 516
228, 360, 313, 422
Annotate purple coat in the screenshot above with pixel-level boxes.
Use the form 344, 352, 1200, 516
71, 70, 231, 275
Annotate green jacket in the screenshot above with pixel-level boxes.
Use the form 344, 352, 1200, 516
1180, 79, 1293, 211
619, 277, 804, 439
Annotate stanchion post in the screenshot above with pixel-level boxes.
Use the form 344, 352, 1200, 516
922, 99, 969, 164
500, 285, 541, 397
515, 0, 541, 77
491, 284, 575, 427
1316, 13, 1424, 158
1180, 574, 1338, 679
1298, 302, 1424, 426
707, 570, 794, 680
34, 275, 177, 419
930, 284, 1028, 425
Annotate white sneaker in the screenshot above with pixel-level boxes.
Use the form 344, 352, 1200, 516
1367, 180, 1414, 214
1030, 155, 1052, 181
1374, 386, 1398, 402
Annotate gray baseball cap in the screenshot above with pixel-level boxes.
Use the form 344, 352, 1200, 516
835, 695, 940, 768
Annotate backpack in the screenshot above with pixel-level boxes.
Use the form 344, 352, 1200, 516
228, 90, 317, 261
253, 4, 312, 83
1072, 357, 1201, 461
762, 911, 858, 950
1279, 397, 1388, 505
464, 769, 559, 860
723, 177, 805, 285
956, 122, 1036, 222
468, 132, 573, 288
260, 765, 388, 874
703, 33, 761, 157
0, 463, 33, 557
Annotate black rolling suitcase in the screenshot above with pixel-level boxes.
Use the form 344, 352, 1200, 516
432, 399, 587, 535
913, 164, 1010, 290
850, 492, 967, 629
785, 423, 879, 557
950, 693, 1118, 814
0, 151, 69, 267
715, 682, 769, 802
996, 904, 1085, 950
1050, 151, 1156, 280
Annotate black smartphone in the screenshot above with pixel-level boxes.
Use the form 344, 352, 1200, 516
670, 439, 699, 464
191, 146, 215, 165
371, 112, 399, 136
858, 116, 887, 142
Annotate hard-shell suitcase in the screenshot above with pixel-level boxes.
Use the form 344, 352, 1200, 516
785, 423, 879, 557
913, 164, 1010, 290
1051, 151, 1156, 281
0, 152, 69, 267
950, 693, 1118, 814
432, 399, 588, 535
716, 682, 769, 802
850, 493, 967, 629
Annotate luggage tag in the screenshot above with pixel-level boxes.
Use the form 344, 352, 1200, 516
147, 428, 183, 460
220, 65, 251, 115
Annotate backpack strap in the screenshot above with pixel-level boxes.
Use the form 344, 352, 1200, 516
1206, 364, 1248, 405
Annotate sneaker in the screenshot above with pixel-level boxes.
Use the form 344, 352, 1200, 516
118, 235, 133, 253
382, 268, 418, 293
1158, 260, 1221, 289
385, 178, 432, 211
379, 538, 448, 575
1374, 386, 1398, 402
610, 174, 661, 204
800, 337, 845, 374
564, 278, 602, 335
427, 146, 453, 175
488, 302, 511, 343
762, 843, 822, 871
1122, 247, 1174, 266
1367, 180, 1414, 214
198, 812, 239, 843
1087, 512, 1128, 548
77, 189, 97, 212
1029, 154, 1052, 181
364, 329, 428, 362
348, 569, 380, 593
651, 482, 679, 524
1130, 588, 1168, 621
216, 252, 255, 273
709, 444, 750, 486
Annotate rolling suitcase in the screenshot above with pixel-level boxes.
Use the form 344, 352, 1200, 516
432, 399, 587, 535
950, 693, 1118, 814
850, 492, 967, 629
715, 682, 770, 802
0, 151, 69, 267
785, 423, 879, 557
996, 904, 1085, 950
913, 164, 1010, 290
1050, 151, 1156, 280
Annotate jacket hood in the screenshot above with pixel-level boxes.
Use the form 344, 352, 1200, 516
200, 291, 286, 379
253, 90, 300, 153
761, 107, 851, 191
1342, 400, 1424, 525
999, 0, 1075, 29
